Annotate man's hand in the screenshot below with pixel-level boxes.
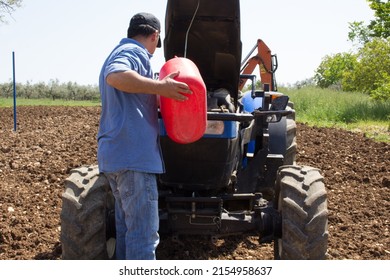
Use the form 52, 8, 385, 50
158, 71, 192, 101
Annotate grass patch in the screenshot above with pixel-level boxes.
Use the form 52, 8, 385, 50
283, 87, 390, 142
0, 98, 100, 107
344, 121, 390, 142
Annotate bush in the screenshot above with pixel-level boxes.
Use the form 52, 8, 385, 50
314, 53, 357, 90
344, 38, 390, 100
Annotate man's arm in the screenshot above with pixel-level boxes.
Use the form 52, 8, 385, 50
106, 70, 192, 101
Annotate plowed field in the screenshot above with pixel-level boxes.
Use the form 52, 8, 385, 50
0, 106, 389, 260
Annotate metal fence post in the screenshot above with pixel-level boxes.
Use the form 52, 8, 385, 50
12, 51, 17, 131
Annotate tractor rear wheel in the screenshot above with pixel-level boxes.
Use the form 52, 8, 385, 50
274, 165, 328, 259
269, 105, 297, 165
60, 165, 115, 259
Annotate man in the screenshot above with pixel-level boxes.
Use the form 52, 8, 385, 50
97, 12, 192, 260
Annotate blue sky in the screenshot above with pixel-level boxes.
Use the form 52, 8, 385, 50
0, 0, 374, 86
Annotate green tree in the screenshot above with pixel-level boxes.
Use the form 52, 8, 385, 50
316, 1, 390, 100
367, 0, 390, 38
314, 53, 358, 89
348, 21, 371, 48
0, 0, 22, 23
33, 82, 48, 99
0, 81, 13, 98
371, 72, 390, 101
47, 79, 61, 100
344, 37, 390, 100
348, 0, 389, 46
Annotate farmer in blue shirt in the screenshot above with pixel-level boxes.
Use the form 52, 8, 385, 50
97, 12, 191, 260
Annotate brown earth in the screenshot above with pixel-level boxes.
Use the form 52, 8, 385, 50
0, 106, 389, 260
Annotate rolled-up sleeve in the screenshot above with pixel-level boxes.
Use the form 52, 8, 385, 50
104, 49, 140, 79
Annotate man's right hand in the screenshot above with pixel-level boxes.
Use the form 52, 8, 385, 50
158, 71, 192, 101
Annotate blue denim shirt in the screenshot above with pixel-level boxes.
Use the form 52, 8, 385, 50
97, 38, 164, 173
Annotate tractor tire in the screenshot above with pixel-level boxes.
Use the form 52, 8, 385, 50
269, 106, 297, 165
60, 165, 115, 259
274, 165, 328, 260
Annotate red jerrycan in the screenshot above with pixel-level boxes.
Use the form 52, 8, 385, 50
159, 57, 207, 144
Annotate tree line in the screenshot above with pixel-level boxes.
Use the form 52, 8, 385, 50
0, 79, 100, 101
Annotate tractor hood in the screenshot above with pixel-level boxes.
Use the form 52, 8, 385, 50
164, 0, 242, 98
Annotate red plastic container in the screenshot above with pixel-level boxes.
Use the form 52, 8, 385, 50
159, 57, 207, 144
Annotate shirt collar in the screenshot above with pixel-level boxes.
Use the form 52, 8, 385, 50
120, 38, 153, 58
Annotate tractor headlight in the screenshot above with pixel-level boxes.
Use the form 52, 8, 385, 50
205, 120, 225, 135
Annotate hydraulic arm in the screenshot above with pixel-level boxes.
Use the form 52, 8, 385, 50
239, 39, 278, 92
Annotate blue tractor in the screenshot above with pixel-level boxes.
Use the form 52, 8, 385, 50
60, 0, 328, 260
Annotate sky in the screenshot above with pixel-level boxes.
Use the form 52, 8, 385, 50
0, 0, 374, 86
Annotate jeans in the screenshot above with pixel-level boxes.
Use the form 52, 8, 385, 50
104, 170, 160, 260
